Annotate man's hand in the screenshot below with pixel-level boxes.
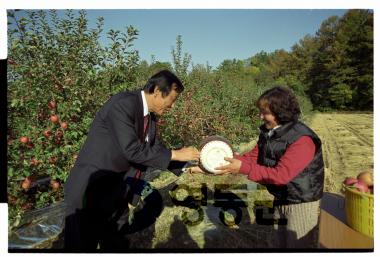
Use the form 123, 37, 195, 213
185, 166, 205, 174
171, 147, 200, 162
214, 157, 242, 175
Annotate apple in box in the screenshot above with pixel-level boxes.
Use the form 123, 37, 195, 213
357, 171, 373, 187
343, 177, 358, 186
343, 175, 373, 194
353, 180, 370, 193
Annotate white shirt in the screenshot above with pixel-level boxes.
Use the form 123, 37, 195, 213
141, 91, 149, 142
141, 91, 149, 117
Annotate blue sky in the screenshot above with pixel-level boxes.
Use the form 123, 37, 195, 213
10, 9, 348, 68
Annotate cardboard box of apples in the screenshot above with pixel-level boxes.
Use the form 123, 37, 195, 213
343, 171, 374, 194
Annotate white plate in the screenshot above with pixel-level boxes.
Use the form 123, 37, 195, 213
200, 139, 233, 173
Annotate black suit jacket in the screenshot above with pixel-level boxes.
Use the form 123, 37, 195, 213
64, 90, 184, 214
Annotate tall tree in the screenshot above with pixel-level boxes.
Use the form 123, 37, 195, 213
308, 15, 341, 108
336, 10, 373, 109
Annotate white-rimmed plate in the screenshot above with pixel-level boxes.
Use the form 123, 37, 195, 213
199, 136, 233, 173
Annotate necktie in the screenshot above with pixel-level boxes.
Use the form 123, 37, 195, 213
143, 115, 149, 137
136, 115, 149, 181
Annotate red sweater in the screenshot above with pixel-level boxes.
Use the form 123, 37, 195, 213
236, 136, 316, 186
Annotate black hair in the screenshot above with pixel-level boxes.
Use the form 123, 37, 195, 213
143, 70, 184, 97
256, 86, 301, 124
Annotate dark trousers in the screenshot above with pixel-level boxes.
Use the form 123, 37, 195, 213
64, 170, 132, 251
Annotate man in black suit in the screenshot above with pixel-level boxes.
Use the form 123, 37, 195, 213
64, 70, 200, 251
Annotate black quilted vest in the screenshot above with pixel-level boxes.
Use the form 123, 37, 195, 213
257, 121, 324, 204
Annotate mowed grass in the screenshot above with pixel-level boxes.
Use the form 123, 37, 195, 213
309, 113, 373, 194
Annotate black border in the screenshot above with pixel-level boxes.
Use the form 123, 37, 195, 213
1, 58, 7, 203
8, 248, 374, 253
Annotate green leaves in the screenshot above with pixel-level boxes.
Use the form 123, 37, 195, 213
171, 35, 192, 82
7, 10, 140, 225
10, 99, 22, 108
328, 83, 353, 109
307, 10, 373, 110
105, 26, 140, 90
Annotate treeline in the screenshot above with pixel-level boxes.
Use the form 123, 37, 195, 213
134, 10, 373, 112
219, 9, 373, 111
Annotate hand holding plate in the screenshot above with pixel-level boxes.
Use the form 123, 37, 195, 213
214, 157, 242, 175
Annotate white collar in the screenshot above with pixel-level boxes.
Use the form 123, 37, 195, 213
141, 91, 149, 116
268, 125, 282, 137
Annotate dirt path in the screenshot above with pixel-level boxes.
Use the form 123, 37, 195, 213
308, 113, 373, 194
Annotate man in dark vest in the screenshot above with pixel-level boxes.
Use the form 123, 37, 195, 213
64, 70, 200, 251
215, 86, 324, 248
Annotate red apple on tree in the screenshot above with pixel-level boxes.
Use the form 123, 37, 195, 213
50, 115, 59, 124
60, 122, 68, 130
43, 130, 52, 138
48, 100, 56, 110
50, 180, 60, 191
26, 142, 34, 149
21, 178, 31, 191
19, 136, 29, 144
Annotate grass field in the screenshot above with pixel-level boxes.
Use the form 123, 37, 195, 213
309, 113, 373, 194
